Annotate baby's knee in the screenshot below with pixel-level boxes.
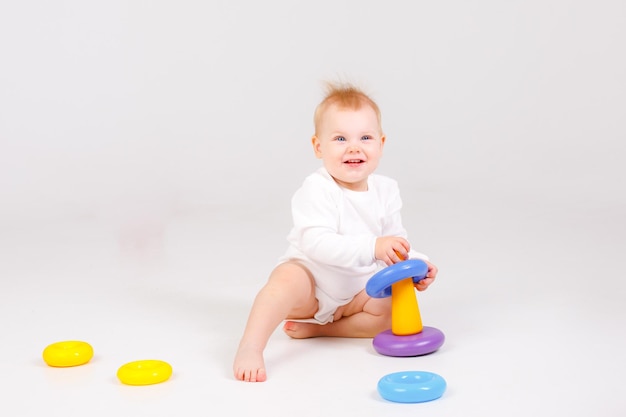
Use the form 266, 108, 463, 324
268, 262, 314, 290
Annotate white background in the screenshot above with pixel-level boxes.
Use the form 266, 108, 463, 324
2, 0, 623, 223
1, 1, 625, 416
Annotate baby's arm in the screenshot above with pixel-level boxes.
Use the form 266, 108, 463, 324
290, 179, 376, 267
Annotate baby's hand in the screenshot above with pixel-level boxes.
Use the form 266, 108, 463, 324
414, 260, 438, 291
375, 236, 410, 266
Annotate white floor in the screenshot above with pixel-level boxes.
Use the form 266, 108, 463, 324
1, 189, 625, 417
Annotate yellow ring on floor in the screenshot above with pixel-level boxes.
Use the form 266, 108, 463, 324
43, 341, 94, 367
117, 360, 173, 386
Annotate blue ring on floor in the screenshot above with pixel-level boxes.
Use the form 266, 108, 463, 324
377, 371, 446, 403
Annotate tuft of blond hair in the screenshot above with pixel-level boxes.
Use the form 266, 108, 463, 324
313, 81, 382, 135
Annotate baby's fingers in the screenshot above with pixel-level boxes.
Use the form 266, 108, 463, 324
392, 248, 408, 263
415, 277, 433, 291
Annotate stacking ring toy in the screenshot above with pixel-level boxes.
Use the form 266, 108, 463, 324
366, 259, 444, 356
117, 360, 173, 386
42, 341, 94, 367
377, 371, 446, 403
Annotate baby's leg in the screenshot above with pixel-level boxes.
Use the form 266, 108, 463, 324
284, 290, 391, 339
233, 262, 317, 382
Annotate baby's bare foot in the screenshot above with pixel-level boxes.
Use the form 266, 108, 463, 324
283, 320, 324, 339
233, 345, 267, 382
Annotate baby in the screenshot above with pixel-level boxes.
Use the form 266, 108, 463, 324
233, 82, 438, 382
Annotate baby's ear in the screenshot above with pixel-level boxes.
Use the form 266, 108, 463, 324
311, 135, 323, 158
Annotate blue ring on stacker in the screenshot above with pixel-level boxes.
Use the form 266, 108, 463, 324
366, 259, 428, 298
377, 371, 446, 403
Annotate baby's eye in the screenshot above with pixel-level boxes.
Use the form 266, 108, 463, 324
361, 135, 372, 141
335, 136, 346, 142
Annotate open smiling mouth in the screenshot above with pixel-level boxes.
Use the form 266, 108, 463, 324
344, 159, 365, 164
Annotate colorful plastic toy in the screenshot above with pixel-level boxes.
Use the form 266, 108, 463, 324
366, 259, 444, 356
42, 341, 94, 367
117, 360, 173, 385
377, 371, 446, 403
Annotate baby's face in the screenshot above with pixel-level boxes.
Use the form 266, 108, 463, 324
312, 104, 385, 191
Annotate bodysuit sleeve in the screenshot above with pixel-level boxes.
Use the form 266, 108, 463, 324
289, 175, 376, 268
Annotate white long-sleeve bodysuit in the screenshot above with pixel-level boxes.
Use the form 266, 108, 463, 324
277, 167, 428, 324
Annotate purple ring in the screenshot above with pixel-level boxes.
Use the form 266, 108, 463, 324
373, 326, 445, 357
